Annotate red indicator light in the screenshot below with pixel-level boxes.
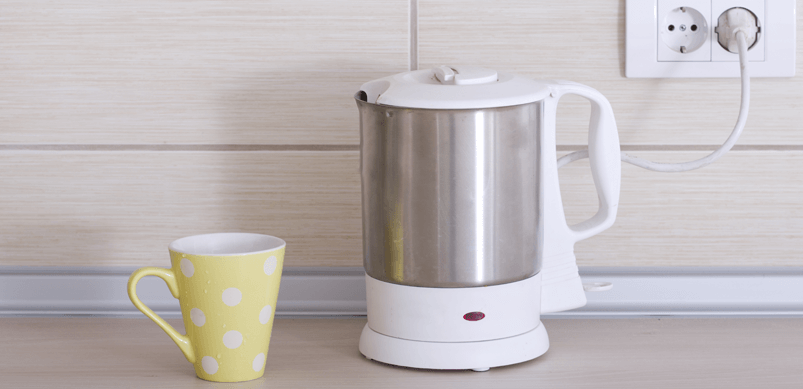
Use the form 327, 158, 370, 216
463, 311, 485, 321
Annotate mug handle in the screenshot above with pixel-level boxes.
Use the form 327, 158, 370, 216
549, 81, 622, 243
127, 267, 195, 363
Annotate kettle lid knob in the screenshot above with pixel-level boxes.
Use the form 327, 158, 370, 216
433, 65, 497, 86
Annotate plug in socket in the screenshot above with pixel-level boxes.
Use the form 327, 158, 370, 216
712, 0, 765, 61
716, 7, 760, 52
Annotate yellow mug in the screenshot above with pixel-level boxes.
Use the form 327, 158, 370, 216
128, 233, 286, 382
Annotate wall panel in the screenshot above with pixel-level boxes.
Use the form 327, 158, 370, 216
1, 150, 800, 267
561, 151, 803, 266
0, 0, 408, 145
0, 151, 362, 267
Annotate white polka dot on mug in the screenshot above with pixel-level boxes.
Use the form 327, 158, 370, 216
222, 287, 242, 307
264, 256, 278, 275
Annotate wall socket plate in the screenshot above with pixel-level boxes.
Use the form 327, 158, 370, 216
626, 0, 796, 77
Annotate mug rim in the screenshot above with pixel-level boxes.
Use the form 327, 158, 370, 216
168, 232, 286, 257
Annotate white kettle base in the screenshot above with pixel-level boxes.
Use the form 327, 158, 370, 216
358, 322, 549, 371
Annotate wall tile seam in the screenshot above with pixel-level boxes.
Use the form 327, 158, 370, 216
1, 145, 803, 152
0, 145, 361, 152
409, 0, 419, 71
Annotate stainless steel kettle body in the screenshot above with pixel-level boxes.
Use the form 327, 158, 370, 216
357, 96, 545, 288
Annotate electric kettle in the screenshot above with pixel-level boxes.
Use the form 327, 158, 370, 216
355, 65, 621, 371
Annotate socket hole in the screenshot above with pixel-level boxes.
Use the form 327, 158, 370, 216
668, 24, 675, 31
691, 24, 697, 31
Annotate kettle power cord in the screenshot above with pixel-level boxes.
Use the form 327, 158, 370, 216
558, 26, 752, 172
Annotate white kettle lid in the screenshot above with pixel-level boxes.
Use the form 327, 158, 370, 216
358, 65, 551, 109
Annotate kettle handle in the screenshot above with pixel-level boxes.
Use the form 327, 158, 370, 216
549, 81, 621, 242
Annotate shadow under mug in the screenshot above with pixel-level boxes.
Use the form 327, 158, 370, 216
128, 233, 286, 382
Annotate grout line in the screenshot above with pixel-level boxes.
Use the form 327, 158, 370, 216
558, 145, 803, 151
0, 144, 360, 152
1, 145, 802, 152
409, 0, 418, 71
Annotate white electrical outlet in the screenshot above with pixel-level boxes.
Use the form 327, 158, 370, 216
658, 0, 712, 61
626, 0, 796, 77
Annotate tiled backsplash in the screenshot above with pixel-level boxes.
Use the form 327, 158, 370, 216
1, 0, 801, 267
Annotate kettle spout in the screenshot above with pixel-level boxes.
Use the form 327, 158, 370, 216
356, 80, 391, 105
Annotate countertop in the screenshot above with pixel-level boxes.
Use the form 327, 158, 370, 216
1, 318, 801, 388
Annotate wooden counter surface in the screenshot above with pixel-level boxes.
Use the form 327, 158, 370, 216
1, 318, 801, 388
